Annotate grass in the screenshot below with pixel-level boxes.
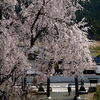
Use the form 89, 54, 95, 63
80, 93, 95, 100
93, 85, 100, 100
89, 41, 100, 56
80, 85, 100, 100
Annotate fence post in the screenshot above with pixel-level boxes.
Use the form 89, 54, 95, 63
0, 8, 2, 20
74, 75, 80, 100
47, 77, 51, 98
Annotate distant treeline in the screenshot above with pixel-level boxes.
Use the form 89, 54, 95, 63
76, 0, 100, 40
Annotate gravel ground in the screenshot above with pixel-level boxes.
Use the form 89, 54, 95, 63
31, 91, 79, 100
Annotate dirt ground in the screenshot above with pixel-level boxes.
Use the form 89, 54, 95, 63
80, 93, 95, 100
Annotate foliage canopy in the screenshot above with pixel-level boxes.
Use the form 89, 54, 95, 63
76, 0, 100, 40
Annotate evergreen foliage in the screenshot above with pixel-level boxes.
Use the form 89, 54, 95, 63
76, 0, 100, 40
15, 0, 32, 15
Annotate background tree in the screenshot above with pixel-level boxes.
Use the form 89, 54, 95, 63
76, 0, 100, 40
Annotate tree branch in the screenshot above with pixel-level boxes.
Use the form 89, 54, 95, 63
31, 7, 43, 33
31, 27, 47, 47
31, 0, 46, 33
0, 65, 17, 86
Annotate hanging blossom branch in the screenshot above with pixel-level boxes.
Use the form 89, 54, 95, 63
0, 64, 17, 86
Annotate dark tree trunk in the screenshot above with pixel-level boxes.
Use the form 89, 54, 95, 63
0, 9, 2, 20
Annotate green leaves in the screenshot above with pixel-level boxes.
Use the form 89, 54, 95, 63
76, 0, 100, 40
